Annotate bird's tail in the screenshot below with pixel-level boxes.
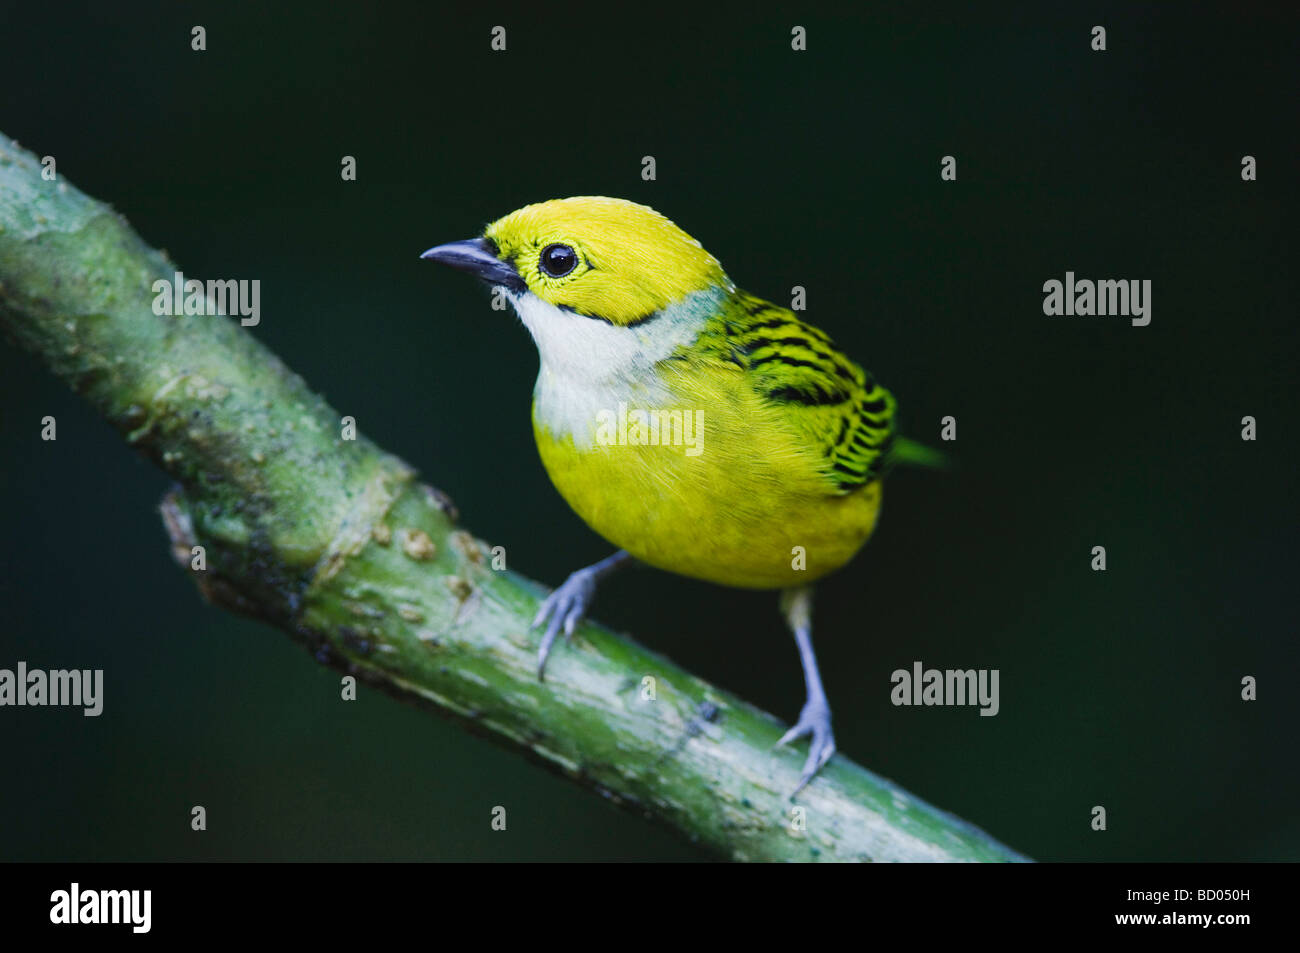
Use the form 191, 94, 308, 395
889, 436, 952, 470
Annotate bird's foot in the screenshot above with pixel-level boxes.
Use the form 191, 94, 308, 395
531, 566, 601, 680
776, 698, 836, 798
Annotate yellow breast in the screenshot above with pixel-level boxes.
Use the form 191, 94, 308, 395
531, 362, 882, 590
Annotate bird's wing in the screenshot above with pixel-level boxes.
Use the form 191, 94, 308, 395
691, 291, 897, 494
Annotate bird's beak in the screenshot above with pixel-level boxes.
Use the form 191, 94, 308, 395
420, 238, 524, 291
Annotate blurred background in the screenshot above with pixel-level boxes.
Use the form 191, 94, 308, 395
0, 3, 1295, 861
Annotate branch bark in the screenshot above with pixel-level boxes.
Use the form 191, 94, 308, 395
0, 133, 1028, 862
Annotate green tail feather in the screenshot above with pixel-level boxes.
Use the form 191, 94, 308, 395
889, 437, 952, 470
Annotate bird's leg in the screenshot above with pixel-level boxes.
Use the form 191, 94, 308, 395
775, 585, 837, 797
531, 549, 634, 680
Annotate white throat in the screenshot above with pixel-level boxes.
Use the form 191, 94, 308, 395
508, 289, 717, 444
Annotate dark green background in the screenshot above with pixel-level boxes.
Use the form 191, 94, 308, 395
1, 4, 1295, 861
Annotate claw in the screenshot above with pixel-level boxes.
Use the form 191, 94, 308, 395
530, 564, 602, 680
530, 596, 552, 630
776, 699, 836, 797
535, 608, 566, 681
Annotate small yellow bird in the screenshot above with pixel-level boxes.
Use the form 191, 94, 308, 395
423, 197, 937, 793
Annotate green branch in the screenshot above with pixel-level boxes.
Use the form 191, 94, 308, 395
0, 133, 1027, 862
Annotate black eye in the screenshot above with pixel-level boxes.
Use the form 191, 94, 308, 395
539, 243, 578, 278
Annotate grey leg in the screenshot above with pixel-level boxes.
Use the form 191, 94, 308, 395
775, 585, 837, 796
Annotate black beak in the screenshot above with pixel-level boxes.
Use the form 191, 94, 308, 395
420, 238, 525, 292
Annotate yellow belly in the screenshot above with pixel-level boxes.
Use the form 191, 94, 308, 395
531, 370, 882, 590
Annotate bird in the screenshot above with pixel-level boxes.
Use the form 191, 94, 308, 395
422, 197, 940, 794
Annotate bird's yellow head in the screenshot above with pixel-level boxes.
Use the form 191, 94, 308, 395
423, 197, 731, 326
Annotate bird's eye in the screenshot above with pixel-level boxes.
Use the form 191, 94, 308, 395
539, 243, 578, 278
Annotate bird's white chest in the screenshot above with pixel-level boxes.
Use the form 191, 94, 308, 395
532, 366, 671, 447
509, 290, 712, 446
